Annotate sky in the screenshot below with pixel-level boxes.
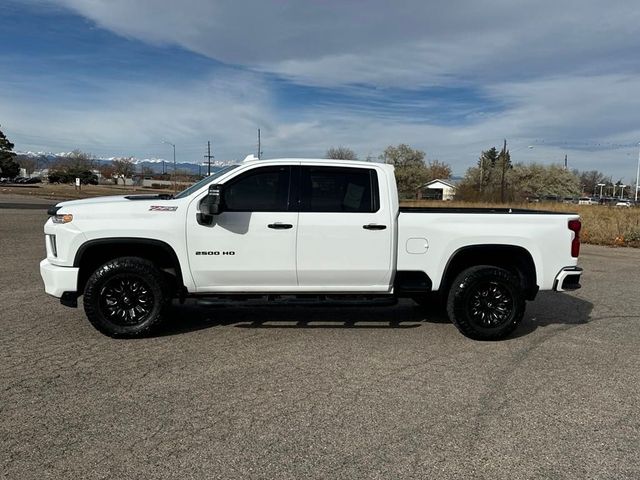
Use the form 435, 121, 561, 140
1, 0, 640, 180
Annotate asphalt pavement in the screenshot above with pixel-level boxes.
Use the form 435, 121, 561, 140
1, 206, 639, 479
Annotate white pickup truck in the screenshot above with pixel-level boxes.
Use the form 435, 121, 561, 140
40, 158, 582, 340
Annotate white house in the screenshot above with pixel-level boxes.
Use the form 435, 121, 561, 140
420, 179, 457, 201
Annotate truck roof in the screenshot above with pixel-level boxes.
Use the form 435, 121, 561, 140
242, 156, 392, 169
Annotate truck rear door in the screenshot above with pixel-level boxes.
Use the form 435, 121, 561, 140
296, 165, 393, 291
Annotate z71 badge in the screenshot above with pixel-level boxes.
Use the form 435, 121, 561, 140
149, 206, 178, 211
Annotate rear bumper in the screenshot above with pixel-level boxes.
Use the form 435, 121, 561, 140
40, 259, 79, 298
553, 266, 583, 292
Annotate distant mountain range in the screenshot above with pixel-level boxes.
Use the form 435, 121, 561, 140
15, 151, 236, 175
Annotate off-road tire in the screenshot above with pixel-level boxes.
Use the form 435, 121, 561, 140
447, 265, 525, 341
83, 256, 170, 338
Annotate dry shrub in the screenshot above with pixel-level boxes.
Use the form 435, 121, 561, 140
401, 200, 640, 248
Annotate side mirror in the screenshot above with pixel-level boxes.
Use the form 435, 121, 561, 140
198, 184, 223, 225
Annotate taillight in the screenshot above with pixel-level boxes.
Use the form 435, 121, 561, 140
568, 219, 581, 258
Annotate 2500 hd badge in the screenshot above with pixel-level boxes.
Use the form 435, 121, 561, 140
195, 251, 236, 255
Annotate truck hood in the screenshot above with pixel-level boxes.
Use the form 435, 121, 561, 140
56, 195, 131, 208
56, 194, 173, 209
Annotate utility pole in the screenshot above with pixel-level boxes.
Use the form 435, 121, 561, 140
162, 140, 176, 192
257, 128, 263, 159
635, 142, 640, 202
203, 140, 214, 176
564, 154, 568, 170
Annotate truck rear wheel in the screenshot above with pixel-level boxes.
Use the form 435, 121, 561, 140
83, 257, 170, 338
447, 265, 525, 340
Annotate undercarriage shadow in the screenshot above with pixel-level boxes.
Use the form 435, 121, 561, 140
156, 300, 430, 336
155, 293, 594, 339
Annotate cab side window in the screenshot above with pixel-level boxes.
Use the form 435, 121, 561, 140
224, 166, 291, 212
300, 167, 379, 212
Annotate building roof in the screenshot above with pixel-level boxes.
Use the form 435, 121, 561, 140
422, 178, 457, 189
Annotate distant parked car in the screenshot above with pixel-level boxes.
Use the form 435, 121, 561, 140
615, 200, 631, 207
578, 197, 598, 205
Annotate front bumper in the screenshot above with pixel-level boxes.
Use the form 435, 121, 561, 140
553, 266, 583, 292
40, 259, 79, 298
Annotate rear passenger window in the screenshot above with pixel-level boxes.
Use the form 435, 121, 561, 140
300, 167, 379, 212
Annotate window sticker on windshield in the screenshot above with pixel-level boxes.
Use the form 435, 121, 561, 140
343, 183, 365, 209
149, 206, 178, 211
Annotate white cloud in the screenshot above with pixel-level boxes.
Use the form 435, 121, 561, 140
2, 69, 273, 158
4, 66, 639, 181
38, 0, 640, 88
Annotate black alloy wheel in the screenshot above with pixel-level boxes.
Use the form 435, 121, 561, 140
467, 281, 514, 328
99, 274, 154, 326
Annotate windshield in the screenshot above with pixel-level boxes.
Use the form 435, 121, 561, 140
173, 165, 239, 199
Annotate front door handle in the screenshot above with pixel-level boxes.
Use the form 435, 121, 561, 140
268, 223, 293, 230
363, 224, 387, 230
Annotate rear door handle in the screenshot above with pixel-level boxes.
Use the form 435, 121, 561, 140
363, 224, 387, 230
268, 223, 293, 230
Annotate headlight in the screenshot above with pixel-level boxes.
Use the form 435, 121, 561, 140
52, 214, 73, 224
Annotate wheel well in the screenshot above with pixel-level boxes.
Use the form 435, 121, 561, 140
74, 238, 185, 295
442, 245, 538, 300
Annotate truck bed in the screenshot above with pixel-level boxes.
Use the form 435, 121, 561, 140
399, 206, 574, 215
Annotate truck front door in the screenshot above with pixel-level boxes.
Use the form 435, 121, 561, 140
186, 165, 298, 291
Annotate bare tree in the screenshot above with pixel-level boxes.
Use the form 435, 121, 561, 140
326, 146, 357, 160
98, 163, 116, 183
16, 155, 37, 174
425, 160, 452, 181
112, 157, 136, 185
576, 169, 610, 195
65, 149, 94, 170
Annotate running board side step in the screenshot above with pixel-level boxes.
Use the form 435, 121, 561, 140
193, 295, 398, 308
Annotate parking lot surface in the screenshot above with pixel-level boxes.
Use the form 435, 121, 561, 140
1, 206, 639, 479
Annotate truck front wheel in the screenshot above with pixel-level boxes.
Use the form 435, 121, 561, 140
83, 257, 170, 338
447, 266, 525, 341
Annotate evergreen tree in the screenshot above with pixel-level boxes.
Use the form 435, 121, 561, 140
497, 139, 512, 202
0, 126, 19, 178
477, 147, 499, 192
